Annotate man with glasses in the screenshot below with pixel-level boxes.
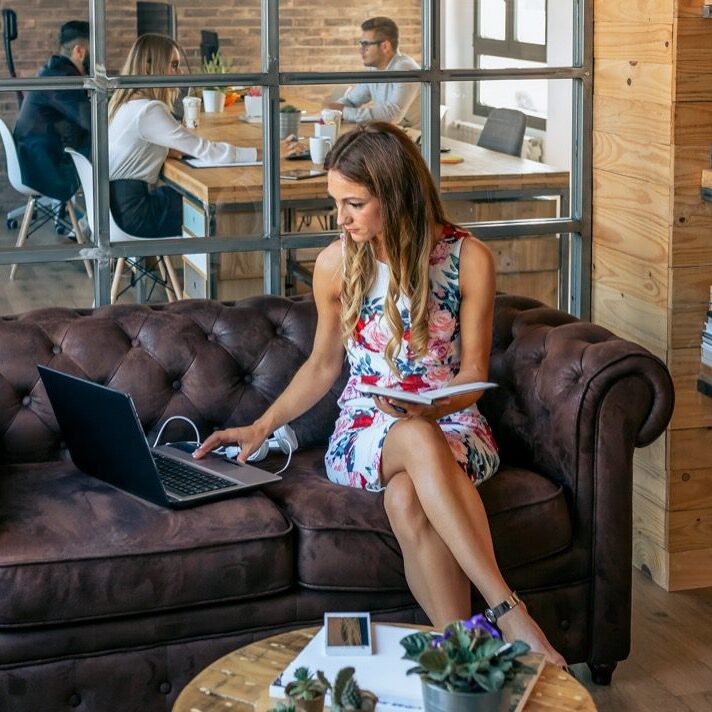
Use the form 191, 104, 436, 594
323, 16, 420, 129
14, 21, 91, 206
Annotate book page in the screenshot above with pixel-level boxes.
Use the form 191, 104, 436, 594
357, 382, 497, 405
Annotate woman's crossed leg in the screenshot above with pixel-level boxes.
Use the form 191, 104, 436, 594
380, 416, 565, 665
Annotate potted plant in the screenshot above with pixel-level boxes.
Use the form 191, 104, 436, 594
279, 103, 301, 139
244, 86, 263, 118
200, 49, 232, 113
400, 615, 532, 712
284, 666, 328, 712
320, 667, 377, 712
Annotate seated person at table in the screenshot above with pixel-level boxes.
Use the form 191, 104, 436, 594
108, 33, 304, 238
322, 17, 420, 129
14, 21, 91, 203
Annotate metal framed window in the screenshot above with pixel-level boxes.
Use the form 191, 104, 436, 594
0, 0, 592, 318
473, 0, 548, 129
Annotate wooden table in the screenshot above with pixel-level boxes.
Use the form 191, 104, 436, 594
172, 627, 597, 712
161, 100, 569, 301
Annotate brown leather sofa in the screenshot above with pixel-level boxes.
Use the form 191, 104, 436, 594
0, 294, 674, 711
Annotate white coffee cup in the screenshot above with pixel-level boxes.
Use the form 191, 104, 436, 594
309, 136, 333, 168
182, 96, 202, 129
314, 122, 337, 142
320, 108, 343, 132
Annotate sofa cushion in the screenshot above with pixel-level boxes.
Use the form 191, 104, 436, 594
263, 451, 572, 590
0, 462, 293, 628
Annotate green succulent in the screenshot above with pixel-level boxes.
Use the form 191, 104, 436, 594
280, 104, 300, 113
400, 617, 532, 694
285, 666, 327, 701
268, 701, 297, 712
200, 49, 233, 93
322, 667, 376, 712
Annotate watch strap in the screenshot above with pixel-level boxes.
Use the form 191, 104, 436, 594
484, 591, 521, 624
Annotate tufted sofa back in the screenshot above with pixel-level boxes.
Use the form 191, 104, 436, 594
0, 296, 345, 465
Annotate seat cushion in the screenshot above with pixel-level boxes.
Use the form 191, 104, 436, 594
263, 451, 572, 590
0, 462, 293, 628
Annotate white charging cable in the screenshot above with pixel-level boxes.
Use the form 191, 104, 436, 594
152, 415, 201, 448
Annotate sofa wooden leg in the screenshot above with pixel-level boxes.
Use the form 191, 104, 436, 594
588, 661, 617, 685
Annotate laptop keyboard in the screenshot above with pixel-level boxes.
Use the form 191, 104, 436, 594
153, 453, 237, 497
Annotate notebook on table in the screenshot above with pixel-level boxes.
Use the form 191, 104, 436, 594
37, 365, 281, 509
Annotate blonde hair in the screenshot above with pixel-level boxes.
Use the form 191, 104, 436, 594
324, 122, 450, 376
108, 33, 180, 123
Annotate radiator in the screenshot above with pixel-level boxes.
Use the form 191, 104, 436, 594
447, 119, 543, 162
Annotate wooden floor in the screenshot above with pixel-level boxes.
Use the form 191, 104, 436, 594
3, 224, 712, 712
572, 569, 712, 711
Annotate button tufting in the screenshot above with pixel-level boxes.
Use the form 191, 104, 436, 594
560, 619, 570, 630
68, 692, 81, 707
21, 395, 31, 407
243, 374, 253, 384
172, 380, 181, 391
131, 339, 140, 348
52, 345, 62, 355
207, 333, 215, 342
274, 327, 283, 337
159, 682, 171, 694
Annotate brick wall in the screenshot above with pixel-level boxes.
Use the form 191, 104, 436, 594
0, 0, 422, 212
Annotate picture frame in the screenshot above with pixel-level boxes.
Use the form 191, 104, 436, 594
323, 612, 373, 656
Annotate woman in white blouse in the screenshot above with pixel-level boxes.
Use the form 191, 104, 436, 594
108, 34, 300, 237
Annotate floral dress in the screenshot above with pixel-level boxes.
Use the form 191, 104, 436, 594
324, 225, 500, 492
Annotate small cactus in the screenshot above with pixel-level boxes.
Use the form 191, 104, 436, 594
329, 667, 377, 712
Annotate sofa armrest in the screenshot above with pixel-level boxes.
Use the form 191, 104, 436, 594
480, 295, 674, 666
481, 296, 674, 496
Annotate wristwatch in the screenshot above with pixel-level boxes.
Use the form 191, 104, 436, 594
484, 591, 522, 624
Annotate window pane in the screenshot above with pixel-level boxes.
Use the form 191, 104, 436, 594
479, 56, 547, 120
443, 0, 572, 69
478, 0, 506, 41
515, 0, 546, 45
279, 7, 422, 73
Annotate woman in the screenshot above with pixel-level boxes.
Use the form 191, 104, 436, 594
194, 122, 565, 664
108, 34, 302, 237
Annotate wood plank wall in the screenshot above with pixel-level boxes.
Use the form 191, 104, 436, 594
592, 0, 712, 590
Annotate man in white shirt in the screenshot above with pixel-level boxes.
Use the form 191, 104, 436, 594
323, 17, 420, 129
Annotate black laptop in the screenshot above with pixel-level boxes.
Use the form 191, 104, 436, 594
38, 365, 281, 509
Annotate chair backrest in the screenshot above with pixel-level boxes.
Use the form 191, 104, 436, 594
0, 117, 34, 196
66, 148, 141, 243
476, 108, 527, 157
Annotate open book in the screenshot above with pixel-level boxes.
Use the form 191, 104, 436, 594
357, 381, 497, 405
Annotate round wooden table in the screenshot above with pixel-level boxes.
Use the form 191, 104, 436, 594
172, 627, 597, 712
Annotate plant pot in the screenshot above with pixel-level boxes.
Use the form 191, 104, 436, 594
332, 690, 378, 712
202, 89, 225, 113
421, 681, 511, 712
279, 111, 301, 139
287, 696, 325, 712
244, 94, 262, 118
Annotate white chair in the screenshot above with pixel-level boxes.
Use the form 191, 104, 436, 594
0, 118, 92, 280
66, 149, 183, 304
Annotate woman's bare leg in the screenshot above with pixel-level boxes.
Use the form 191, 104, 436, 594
381, 417, 565, 665
384, 472, 471, 627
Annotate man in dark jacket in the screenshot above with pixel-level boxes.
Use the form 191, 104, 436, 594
13, 21, 91, 202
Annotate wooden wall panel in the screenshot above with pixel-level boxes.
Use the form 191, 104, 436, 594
590, 284, 668, 357
592, 170, 671, 263
671, 221, 712, 267
675, 18, 712, 102
594, 59, 672, 104
594, 0, 673, 23
669, 506, 712, 552
593, 242, 668, 308
593, 95, 672, 144
676, 0, 706, 18
594, 23, 674, 62
670, 427, 712, 470
634, 490, 668, 548
633, 534, 669, 588
669, 546, 712, 590
674, 102, 712, 144
634, 442, 669, 509
670, 468, 712, 511
593, 131, 671, 184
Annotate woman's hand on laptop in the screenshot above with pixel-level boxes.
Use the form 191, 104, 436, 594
193, 423, 268, 463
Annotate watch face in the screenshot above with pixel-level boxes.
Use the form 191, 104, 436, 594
484, 609, 497, 624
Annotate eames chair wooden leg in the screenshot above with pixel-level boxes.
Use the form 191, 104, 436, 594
162, 257, 182, 301
111, 257, 127, 304
9, 196, 35, 280
156, 259, 174, 303
65, 201, 93, 279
